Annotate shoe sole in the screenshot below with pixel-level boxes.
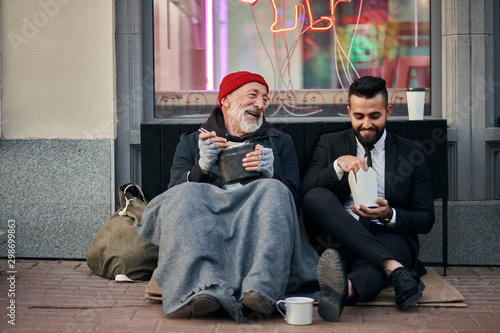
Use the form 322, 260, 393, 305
317, 249, 347, 322
397, 280, 426, 310
242, 293, 274, 316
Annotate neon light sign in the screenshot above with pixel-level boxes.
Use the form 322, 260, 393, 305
240, 0, 362, 116
267, 0, 352, 33
239, 0, 259, 5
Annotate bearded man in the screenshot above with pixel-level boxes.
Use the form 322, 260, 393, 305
300, 76, 435, 322
138, 71, 320, 323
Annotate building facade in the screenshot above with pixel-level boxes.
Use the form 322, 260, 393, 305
0, 0, 499, 265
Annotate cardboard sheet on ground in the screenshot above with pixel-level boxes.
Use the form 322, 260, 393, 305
145, 277, 162, 301
358, 267, 467, 308
144, 267, 466, 308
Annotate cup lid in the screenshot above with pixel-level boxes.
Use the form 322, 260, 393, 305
406, 87, 426, 91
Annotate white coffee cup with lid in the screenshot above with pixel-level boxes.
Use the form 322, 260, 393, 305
406, 87, 426, 120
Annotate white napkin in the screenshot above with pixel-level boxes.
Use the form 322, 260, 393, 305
348, 168, 378, 208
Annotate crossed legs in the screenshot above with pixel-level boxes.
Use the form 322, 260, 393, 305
302, 187, 415, 302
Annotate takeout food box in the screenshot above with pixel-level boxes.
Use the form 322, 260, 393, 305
348, 168, 378, 208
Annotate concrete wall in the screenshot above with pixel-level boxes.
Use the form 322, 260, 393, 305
0, 0, 116, 258
1, 0, 116, 139
440, 0, 500, 265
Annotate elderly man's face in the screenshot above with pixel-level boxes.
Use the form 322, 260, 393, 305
225, 82, 268, 134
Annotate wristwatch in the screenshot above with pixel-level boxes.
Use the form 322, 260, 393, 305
379, 207, 394, 224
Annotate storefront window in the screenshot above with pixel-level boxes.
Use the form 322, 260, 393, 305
153, 0, 431, 118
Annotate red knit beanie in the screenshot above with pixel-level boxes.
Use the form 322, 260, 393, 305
217, 71, 269, 107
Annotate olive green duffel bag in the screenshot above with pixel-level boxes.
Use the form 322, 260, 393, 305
86, 183, 159, 281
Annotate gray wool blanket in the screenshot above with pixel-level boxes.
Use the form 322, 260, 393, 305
137, 178, 320, 323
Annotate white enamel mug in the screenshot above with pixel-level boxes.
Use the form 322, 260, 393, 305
276, 297, 314, 325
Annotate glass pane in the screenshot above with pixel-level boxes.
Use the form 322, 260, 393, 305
154, 0, 431, 118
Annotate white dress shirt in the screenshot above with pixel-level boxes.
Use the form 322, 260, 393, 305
333, 130, 396, 227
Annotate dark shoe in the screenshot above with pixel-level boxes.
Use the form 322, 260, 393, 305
390, 267, 425, 310
191, 294, 221, 316
241, 292, 274, 316
317, 248, 347, 322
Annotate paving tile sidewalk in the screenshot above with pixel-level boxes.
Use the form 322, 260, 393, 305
0, 259, 499, 332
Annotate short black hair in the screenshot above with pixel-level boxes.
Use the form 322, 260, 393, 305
348, 76, 388, 108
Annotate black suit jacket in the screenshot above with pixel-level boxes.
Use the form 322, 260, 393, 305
300, 129, 435, 260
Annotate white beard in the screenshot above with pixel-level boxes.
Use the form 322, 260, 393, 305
228, 104, 263, 134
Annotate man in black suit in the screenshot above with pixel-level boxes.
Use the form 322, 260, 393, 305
301, 76, 435, 322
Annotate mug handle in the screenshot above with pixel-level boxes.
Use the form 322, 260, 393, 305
276, 300, 286, 318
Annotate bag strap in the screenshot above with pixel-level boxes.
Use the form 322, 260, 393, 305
118, 196, 133, 216
118, 183, 147, 217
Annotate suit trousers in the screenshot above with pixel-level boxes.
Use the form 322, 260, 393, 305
302, 187, 414, 301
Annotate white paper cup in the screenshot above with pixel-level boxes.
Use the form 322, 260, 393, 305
276, 297, 313, 326
406, 88, 426, 120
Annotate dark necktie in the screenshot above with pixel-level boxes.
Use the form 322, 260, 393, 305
364, 145, 374, 168
359, 145, 375, 230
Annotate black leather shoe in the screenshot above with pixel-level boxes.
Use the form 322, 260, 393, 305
317, 248, 347, 322
390, 267, 425, 310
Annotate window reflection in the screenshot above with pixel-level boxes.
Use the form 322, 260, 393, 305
154, 0, 431, 118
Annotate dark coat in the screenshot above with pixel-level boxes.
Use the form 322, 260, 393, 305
300, 128, 435, 272
168, 107, 301, 208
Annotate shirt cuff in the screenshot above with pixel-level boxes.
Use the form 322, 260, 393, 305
333, 158, 344, 180
386, 208, 397, 228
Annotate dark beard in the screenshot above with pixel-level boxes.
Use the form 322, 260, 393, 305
353, 126, 384, 147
